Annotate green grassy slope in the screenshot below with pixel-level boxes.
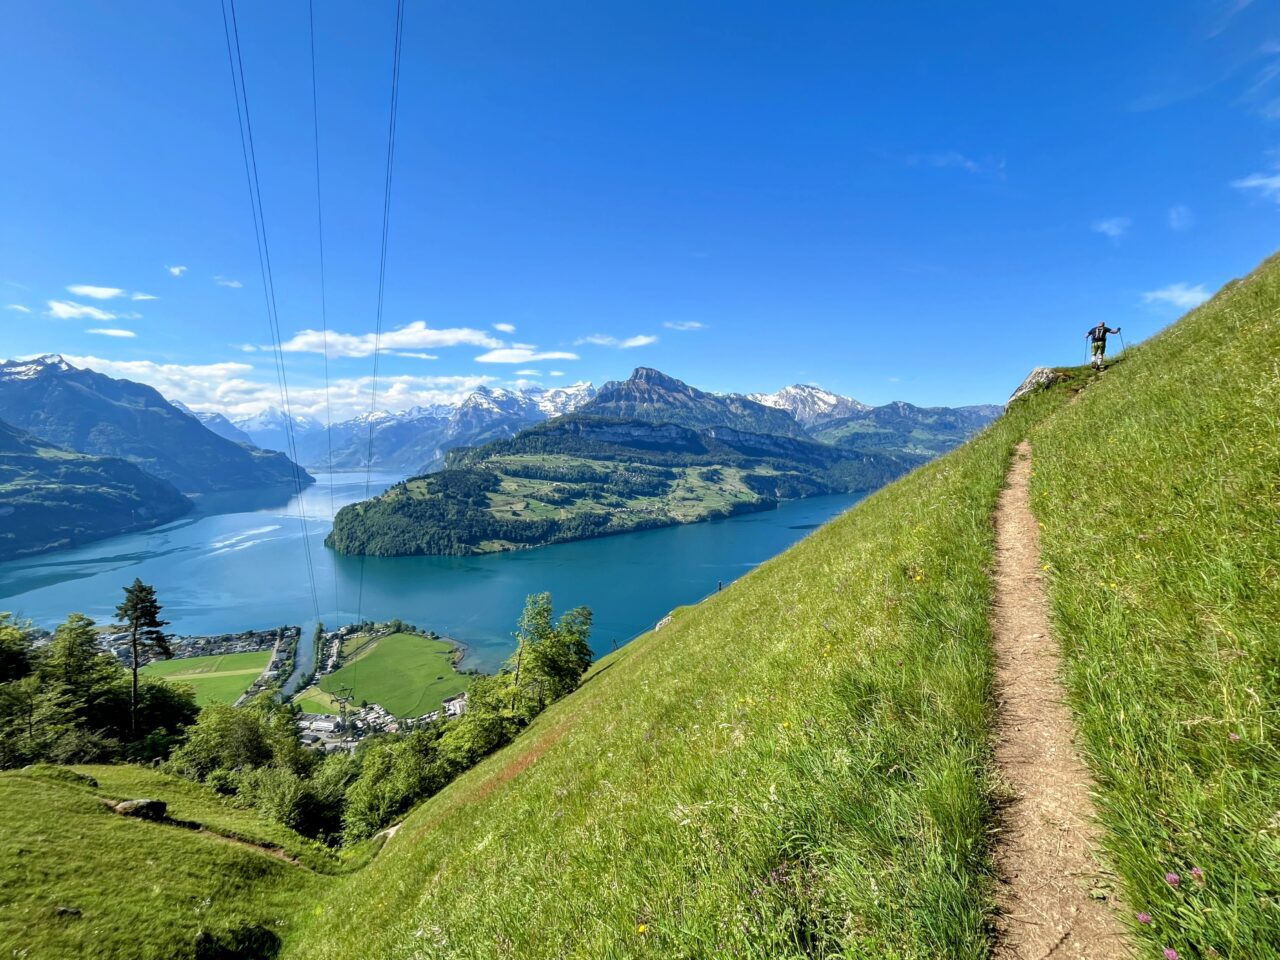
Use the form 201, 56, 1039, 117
0, 766, 319, 960
1029, 259, 1280, 957
292, 257, 1276, 959
292, 387, 1066, 959
142, 650, 270, 705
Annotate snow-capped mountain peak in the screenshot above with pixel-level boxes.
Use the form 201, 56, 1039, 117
747, 383, 870, 428
0, 354, 76, 381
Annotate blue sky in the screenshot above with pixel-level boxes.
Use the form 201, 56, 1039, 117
1, 0, 1278, 417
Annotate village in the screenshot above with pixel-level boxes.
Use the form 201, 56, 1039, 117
295, 691, 470, 753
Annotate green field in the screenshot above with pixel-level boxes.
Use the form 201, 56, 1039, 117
294, 632, 470, 718
142, 650, 270, 705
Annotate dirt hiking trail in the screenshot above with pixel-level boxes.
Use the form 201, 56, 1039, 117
991, 441, 1130, 959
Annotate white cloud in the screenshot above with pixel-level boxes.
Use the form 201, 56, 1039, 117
67, 284, 126, 300
909, 151, 981, 173
574, 334, 658, 349
214, 276, 243, 289
46, 300, 116, 321
493, 322, 516, 333
1142, 282, 1210, 309
549, 371, 565, 377
132, 292, 158, 301
1167, 205, 1194, 230
514, 369, 541, 375
1231, 168, 1280, 202
393, 351, 439, 360
663, 320, 704, 331
474, 347, 579, 364
5, 304, 31, 313
278, 321, 502, 358
1092, 217, 1132, 240
60, 354, 498, 419
166, 265, 187, 277
87, 328, 137, 338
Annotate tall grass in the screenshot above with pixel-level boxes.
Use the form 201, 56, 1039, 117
289, 388, 1067, 959
1030, 257, 1280, 959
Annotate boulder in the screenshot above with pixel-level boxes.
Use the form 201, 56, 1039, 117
1007, 367, 1063, 407
113, 798, 167, 820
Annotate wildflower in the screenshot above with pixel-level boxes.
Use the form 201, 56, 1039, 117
1191, 867, 1204, 884
1163, 950, 1178, 960
782, 721, 792, 730
1136, 912, 1152, 925
636, 924, 648, 935
1228, 732, 1240, 742
1165, 872, 1180, 888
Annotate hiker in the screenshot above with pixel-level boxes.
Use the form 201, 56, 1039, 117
1086, 322, 1121, 369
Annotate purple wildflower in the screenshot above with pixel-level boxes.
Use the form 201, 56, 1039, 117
1136, 912, 1152, 925
1191, 867, 1204, 884
1165, 872, 1180, 887
1163, 949, 1178, 960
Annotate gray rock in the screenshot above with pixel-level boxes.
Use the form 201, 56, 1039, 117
1007, 367, 1063, 407
113, 798, 167, 820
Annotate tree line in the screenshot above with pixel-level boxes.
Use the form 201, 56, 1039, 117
1, 586, 595, 848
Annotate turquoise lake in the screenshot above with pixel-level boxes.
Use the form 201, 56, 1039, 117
0, 472, 862, 679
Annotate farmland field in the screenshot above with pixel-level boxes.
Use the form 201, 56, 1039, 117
294, 632, 470, 718
141, 650, 269, 705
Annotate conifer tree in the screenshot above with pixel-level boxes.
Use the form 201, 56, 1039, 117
115, 579, 172, 736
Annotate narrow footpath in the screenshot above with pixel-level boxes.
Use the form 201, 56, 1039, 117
992, 441, 1129, 959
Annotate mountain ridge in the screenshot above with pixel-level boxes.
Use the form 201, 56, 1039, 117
0, 356, 313, 495
0, 417, 192, 560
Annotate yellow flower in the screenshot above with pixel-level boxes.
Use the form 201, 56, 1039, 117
636, 924, 648, 935
782, 721, 792, 730
1041, 564, 1051, 571
913, 574, 924, 582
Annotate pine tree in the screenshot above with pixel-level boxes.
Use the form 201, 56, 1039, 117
115, 579, 172, 737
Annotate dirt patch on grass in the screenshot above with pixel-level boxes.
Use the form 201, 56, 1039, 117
991, 441, 1130, 959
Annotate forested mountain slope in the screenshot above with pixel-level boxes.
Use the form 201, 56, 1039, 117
0, 419, 191, 560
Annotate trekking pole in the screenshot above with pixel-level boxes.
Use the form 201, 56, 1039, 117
1118, 330, 1127, 357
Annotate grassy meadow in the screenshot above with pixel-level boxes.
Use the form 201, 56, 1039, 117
1030, 258, 1280, 958
294, 632, 470, 718
142, 650, 270, 706
0, 765, 319, 960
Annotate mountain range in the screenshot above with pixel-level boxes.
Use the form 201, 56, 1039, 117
235, 383, 598, 473
327, 367, 1000, 557
234, 375, 995, 474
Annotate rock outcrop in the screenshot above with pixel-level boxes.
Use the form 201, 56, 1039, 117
1007, 367, 1063, 407
113, 798, 167, 820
